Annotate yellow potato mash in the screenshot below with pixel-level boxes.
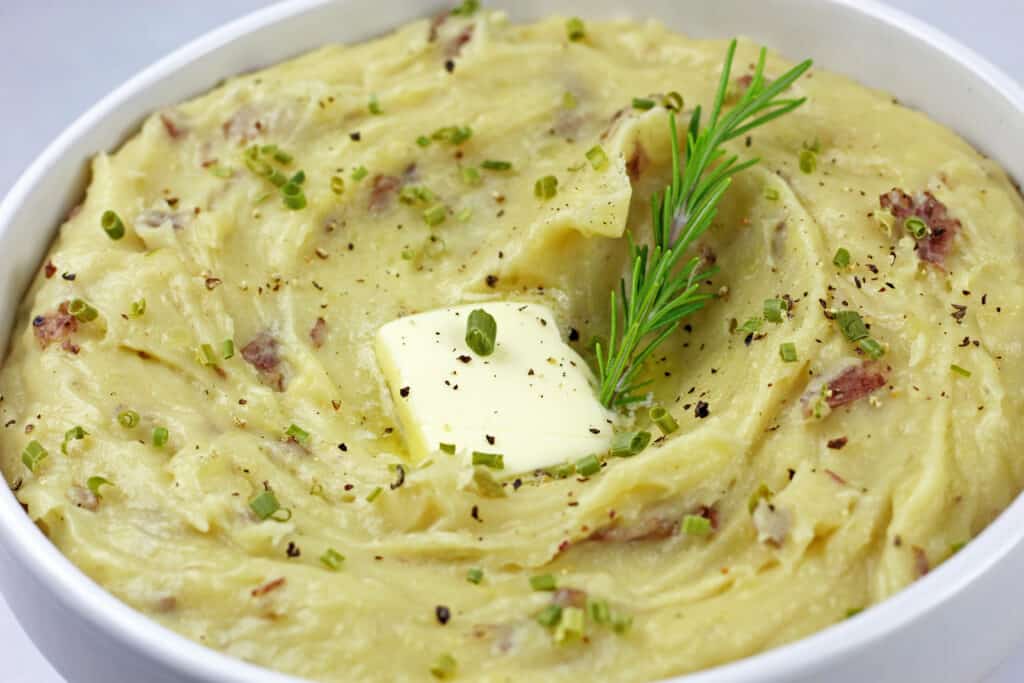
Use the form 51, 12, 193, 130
3, 7, 1024, 682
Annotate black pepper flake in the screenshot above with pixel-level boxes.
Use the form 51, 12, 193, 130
951, 304, 967, 324
61, 272, 76, 281
827, 436, 848, 450
399, 386, 411, 398
349, 131, 362, 141
485, 435, 495, 445
568, 327, 579, 342
471, 505, 481, 521
444, 59, 455, 73
513, 478, 522, 490
390, 464, 406, 490
694, 401, 710, 418
436, 605, 451, 625
485, 274, 498, 288
588, 428, 600, 434
338, 443, 348, 452
457, 354, 471, 363
286, 541, 301, 558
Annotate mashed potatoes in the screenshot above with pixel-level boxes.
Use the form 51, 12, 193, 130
2, 8, 1023, 682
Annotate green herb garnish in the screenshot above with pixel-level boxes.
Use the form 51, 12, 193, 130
649, 406, 678, 435
566, 17, 585, 42
465, 308, 497, 356
471, 451, 504, 470
529, 573, 557, 591
101, 210, 125, 240
593, 41, 811, 407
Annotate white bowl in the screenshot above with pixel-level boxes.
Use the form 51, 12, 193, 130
1, 1, 1022, 681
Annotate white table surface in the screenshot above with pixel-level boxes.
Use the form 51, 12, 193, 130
0, 1, 1021, 680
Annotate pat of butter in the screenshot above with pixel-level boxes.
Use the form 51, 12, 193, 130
375, 302, 614, 474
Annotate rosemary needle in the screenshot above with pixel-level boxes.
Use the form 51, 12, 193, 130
595, 40, 812, 407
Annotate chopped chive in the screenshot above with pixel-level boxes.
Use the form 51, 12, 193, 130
529, 573, 557, 591
21, 440, 48, 472
198, 343, 219, 366
562, 91, 578, 109
320, 548, 345, 570
610, 613, 633, 634
481, 160, 512, 171
575, 454, 601, 476
86, 475, 113, 497
423, 204, 447, 226
682, 514, 712, 536
330, 175, 345, 195
471, 451, 504, 470
585, 598, 606, 626
465, 308, 497, 356
351, 166, 368, 181
799, 148, 817, 174
366, 486, 383, 502
101, 210, 126, 240
129, 298, 146, 318
763, 298, 787, 323
400, 185, 433, 205
663, 91, 684, 112
221, 339, 234, 360
460, 166, 482, 186
439, 442, 456, 455
61, 425, 88, 454
587, 599, 610, 624
272, 149, 292, 165
905, 216, 930, 239
764, 186, 780, 201
566, 16, 585, 41
416, 135, 431, 147
117, 410, 139, 428
281, 182, 307, 210
950, 364, 972, 378
450, 0, 479, 16
245, 156, 274, 178
738, 317, 763, 335
429, 653, 457, 680
833, 247, 851, 268
585, 145, 609, 170
548, 462, 575, 479
466, 567, 484, 584
857, 337, 885, 359
536, 604, 562, 627
779, 342, 798, 362
534, 175, 558, 200
431, 125, 472, 145
748, 483, 773, 513
649, 406, 678, 435
368, 94, 382, 115
285, 423, 310, 445
152, 426, 169, 448
835, 310, 869, 342
610, 430, 651, 457
268, 169, 289, 187
555, 606, 585, 642
632, 97, 657, 111
68, 299, 98, 323
249, 490, 280, 520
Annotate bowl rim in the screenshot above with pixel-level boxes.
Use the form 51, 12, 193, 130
1, 1, 1023, 682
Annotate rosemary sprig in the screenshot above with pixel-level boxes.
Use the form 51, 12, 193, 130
596, 40, 813, 408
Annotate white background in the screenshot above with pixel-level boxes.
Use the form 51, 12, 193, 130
0, 1, 1021, 681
